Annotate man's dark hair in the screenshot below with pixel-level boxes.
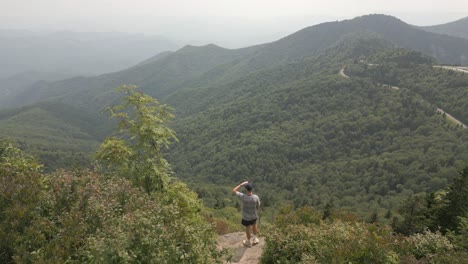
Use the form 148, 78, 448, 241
245, 183, 254, 191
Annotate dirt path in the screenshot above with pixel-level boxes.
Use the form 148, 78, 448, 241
339, 64, 467, 129
218, 232, 265, 264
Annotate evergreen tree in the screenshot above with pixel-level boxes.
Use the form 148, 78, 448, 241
397, 194, 428, 235
438, 167, 468, 232
322, 200, 334, 220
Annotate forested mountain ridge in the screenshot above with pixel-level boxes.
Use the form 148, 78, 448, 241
0, 71, 73, 107
167, 40, 468, 215
2, 14, 468, 264
0, 102, 106, 169
165, 36, 393, 117
257, 14, 468, 66
4, 14, 468, 112
0, 15, 467, 215
5, 43, 264, 110
421, 16, 468, 40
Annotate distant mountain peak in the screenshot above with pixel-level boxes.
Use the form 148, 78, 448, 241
179, 43, 227, 53
421, 16, 468, 40
357, 13, 403, 20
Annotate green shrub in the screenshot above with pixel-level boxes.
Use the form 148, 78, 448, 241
397, 230, 454, 260
447, 215, 468, 250
0, 141, 44, 263
10, 169, 221, 263
262, 207, 462, 264
262, 209, 396, 263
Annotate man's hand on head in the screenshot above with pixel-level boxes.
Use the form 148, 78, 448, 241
241, 181, 249, 186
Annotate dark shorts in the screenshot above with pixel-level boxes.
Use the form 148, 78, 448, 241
241, 218, 257, 226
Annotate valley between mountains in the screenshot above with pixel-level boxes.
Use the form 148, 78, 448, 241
1, 15, 467, 217
1, 13, 468, 263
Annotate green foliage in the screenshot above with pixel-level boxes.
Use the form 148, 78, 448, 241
274, 206, 322, 227
437, 167, 468, 232
347, 59, 468, 125
8, 169, 221, 263
0, 102, 105, 171
447, 215, 468, 250
1, 87, 223, 263
262, 207, 397, 264
262, 206, 460, 264
398, 230, 454, 260
1, 20, 468, 263
367, 48, 435, 67
1, 26, 468, 224
96, 85, 177, 194
0, 140, 44, 263
396, 194, 431, 235
170, 62, 468, 216
395, 166, 468, 236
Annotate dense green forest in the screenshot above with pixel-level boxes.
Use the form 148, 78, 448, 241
346, 50, 468, 124
167, 40, 468, 218
2, 88, 468, 263
262, 165, 468, 263
0, 102, 109, 169
1, 15, 468, 263
1, 34, 467, 217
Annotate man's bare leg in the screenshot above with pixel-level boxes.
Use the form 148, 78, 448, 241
252, 224, 259, 245
245, 225, 251, 240
243, 225, 252, 247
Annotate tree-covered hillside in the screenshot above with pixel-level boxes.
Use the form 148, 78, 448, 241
421, 16, 468, 40
347, 50, 468, 124
0, 15, 467, 216
0, 71, 73, 108
167, 42, 468, 215
6, 43, 264, 110
5, 14, 468, 112
2, 89, 467, 263
0, 102, 108, 170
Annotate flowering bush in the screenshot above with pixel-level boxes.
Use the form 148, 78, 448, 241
398, 229, 454, 260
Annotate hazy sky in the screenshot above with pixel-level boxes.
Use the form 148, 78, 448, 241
2, 0, 468, 48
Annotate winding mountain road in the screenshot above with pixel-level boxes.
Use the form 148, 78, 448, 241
433, 65, 468, 74
339, 66, 467, 129
339, 66, 350, 78
436, 108, 467, 129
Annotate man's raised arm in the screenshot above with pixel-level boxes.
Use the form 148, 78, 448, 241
232, 181, 249, 194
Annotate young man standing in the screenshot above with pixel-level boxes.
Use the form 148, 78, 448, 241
232, 181, 260, 247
